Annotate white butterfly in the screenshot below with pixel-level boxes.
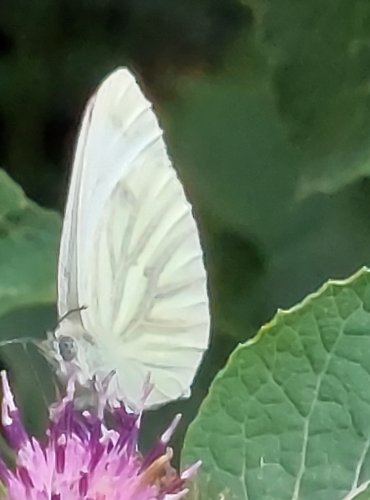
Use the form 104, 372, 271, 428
49, 68, 209, 410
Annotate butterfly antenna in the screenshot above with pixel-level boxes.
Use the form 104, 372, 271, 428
55, 305, 88, 329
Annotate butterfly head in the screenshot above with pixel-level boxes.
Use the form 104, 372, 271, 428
58, 335, 78, 362
42, 317, 93, 385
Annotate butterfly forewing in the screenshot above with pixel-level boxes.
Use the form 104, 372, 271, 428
57, 68, 210, 408
57, 99, 93, 320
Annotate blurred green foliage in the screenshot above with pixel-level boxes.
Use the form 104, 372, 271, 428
1, 0, 370, 461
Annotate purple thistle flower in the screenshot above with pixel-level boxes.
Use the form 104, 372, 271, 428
0, 371, 199, 499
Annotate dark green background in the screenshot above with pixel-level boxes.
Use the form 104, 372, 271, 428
1, 0, 370, 458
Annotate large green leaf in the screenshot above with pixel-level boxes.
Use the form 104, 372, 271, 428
182, 267, 370, 499
0, 169, 61, 318
352, 483, 370, 500
0, 170, 60, 432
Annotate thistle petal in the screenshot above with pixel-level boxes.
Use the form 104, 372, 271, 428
0, 371, 195, 499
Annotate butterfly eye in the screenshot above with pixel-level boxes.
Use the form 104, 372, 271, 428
58, 336, 77, 362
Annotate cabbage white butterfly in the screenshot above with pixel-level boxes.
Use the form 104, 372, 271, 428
44, 68, 210, 410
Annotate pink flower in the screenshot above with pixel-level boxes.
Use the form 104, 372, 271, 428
0, 372, 199, 499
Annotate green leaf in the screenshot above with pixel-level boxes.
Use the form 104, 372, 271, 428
182, 267, 370, 499
351, 482, 370, 500
0, 170, 60, 432
0, 305, 57, 434
0, 169, 61, 318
